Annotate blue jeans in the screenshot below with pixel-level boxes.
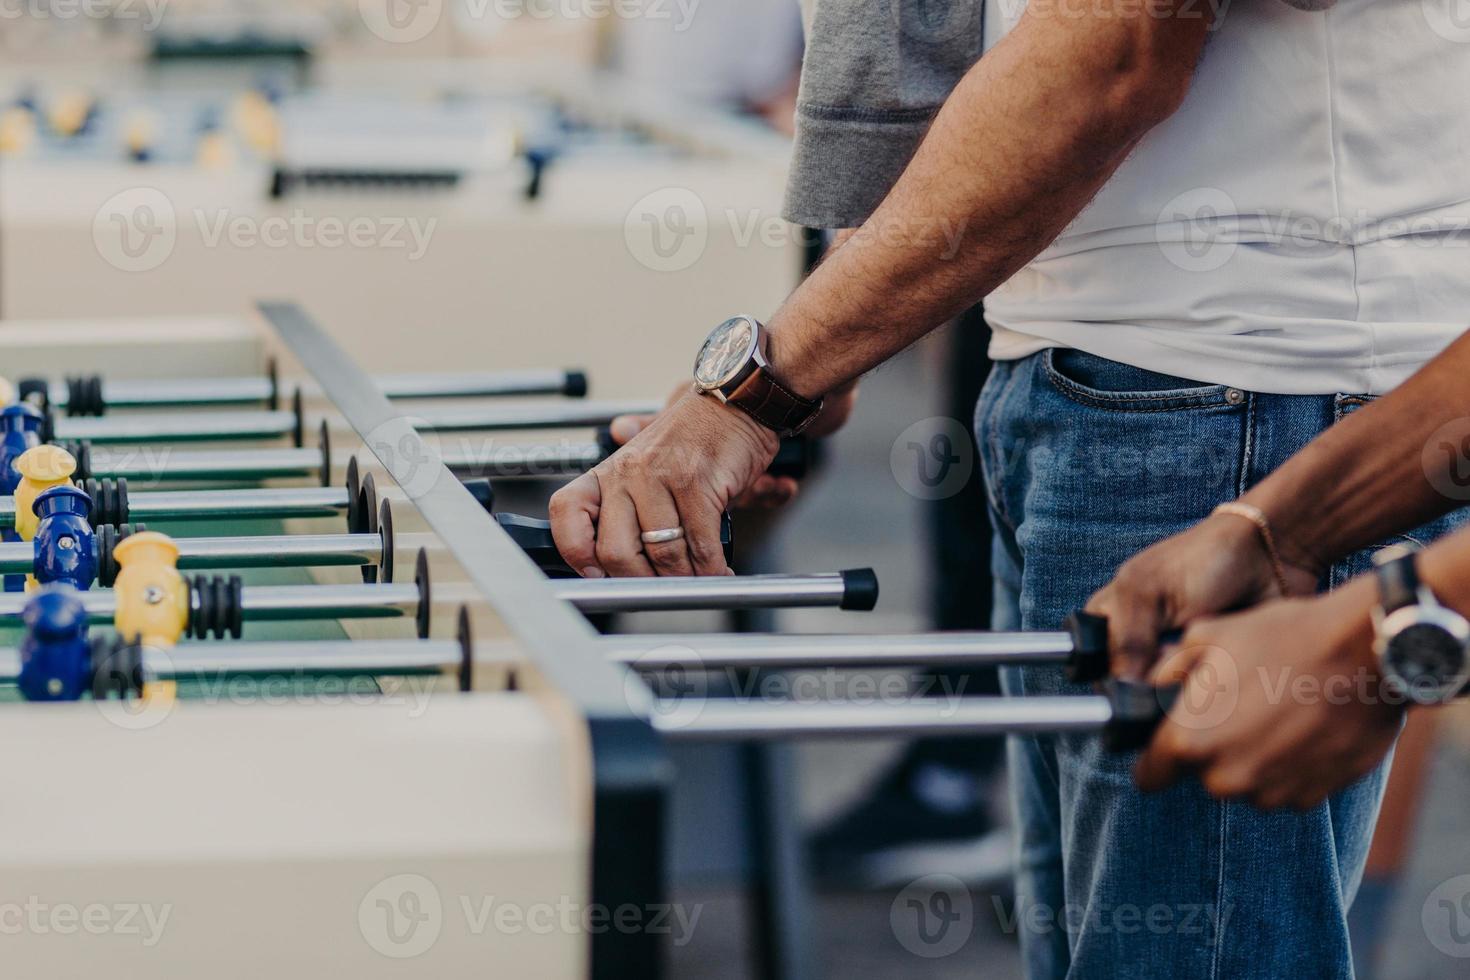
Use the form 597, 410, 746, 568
975, 348, 1463, 979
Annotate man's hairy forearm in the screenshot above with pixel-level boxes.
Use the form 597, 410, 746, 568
766, 4, 1212, 399
1242, 330, 1470, 574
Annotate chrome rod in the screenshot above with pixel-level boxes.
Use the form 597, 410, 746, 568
52, 369, 585, 409
368, 370, 584, 401
441, 441, 606, 478
85, 445, 324, 482
0, 583, 417, 624
92, 376, 274, 408
56, 411, 298, 445
171, 534, 382, 569
553, 571, 872, 614
411, 400, 661, 433
231, 584, 420, 621
604, 632, 1076, 669
0, 487, 347, 527
0, 639, 461, 682
75, 441, 606, 485
0, 542, 32, 574
162, 638, 459, 676
122, 487, 350, 522
0, 533, 380, 576
653, 696, 1116, 740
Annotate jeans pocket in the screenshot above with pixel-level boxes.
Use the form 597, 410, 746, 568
1041, 348, 1237, 413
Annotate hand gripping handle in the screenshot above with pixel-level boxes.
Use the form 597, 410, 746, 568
1062, 610, 1185, 752
497, 511, 735, 577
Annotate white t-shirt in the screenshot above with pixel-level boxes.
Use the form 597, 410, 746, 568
983, 0, 1470, 395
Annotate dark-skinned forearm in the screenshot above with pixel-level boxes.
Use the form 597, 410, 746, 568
765, 4, 1211, 400
1241, 330, 1470, 574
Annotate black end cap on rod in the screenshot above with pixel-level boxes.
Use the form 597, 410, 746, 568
1064, 611, 1111, 684
563, 370, 589, 398
1101, 680, 1181, 754
838, 568, 880, 611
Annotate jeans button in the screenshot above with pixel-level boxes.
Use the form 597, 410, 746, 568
1225, 388, 1245, 405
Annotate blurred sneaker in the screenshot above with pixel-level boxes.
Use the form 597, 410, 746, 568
809, 757, 1011, 891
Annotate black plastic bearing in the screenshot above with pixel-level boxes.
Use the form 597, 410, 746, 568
187, 574, 244, 640
64, 375, 105, 416
82, 477, 129, 528
414, 548, 431, 640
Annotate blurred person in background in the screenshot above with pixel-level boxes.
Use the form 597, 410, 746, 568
607, 0, 803, 134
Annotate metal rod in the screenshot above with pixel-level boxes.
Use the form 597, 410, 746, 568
84, 445, 324, 482
553, 572, 862, 614
74, 441, 606, 486
171, 534, 383, 570
442, 442, 606, 478
0, 533, 380, 575
0, 639, 461, 682
411, 401, 661, 433
653, 696, 1116, 740
55, 411, 298, 445
121, 487, 351, 522
50, 369, 584, 410
604, 632, 1076, 669
368, 370, 585, 401
229, 584, 420, 621
99, 376, 275, 408
0, 487, 348, 527
0, 583, 418, 625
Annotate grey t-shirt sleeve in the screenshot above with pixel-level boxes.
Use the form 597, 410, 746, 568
783, 0, 984, 228
783, 0, 1338, 230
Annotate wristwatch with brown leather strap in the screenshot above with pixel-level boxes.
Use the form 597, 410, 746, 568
691, 315, 823, 436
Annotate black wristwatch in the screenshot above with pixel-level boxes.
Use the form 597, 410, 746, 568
1372, 545, 1470, 705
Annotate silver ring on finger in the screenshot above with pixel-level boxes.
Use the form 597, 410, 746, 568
640, 526, 685, 545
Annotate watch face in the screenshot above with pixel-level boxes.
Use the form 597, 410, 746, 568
1384, 620, 1470, 702
694, 317, 758, 391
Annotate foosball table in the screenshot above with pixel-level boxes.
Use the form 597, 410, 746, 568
0, 302, 1174, 978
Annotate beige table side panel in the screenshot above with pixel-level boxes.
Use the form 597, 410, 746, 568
0, 316, 264, 379
0, 694, 591, 979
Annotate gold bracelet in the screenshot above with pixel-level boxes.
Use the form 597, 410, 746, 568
1213, 501, 1293, 597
